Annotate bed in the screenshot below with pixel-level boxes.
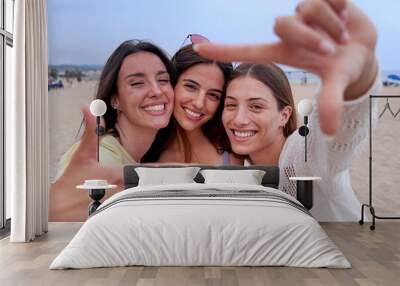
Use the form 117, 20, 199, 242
50, 165, 350, 269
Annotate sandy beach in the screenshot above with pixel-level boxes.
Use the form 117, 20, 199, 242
49, 80, 97, 180
49, 80, 400, 217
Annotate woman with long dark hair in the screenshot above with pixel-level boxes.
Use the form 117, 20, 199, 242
50, 40, 176, 221
143, 44, 242, 165
55, 40, 176, 178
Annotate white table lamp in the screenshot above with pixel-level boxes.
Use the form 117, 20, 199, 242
89, 99, 107, 162
297, 99, 313, 162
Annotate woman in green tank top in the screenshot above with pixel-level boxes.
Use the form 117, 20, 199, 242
50, 40, 177, 221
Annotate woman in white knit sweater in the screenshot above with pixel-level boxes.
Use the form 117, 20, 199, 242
195, 0, 381, 221
222, 63, 380, 221
61, 0, 380, 221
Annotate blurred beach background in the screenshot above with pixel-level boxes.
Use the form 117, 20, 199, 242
48, 0, 400, 219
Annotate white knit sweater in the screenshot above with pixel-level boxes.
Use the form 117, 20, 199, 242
279, 76, 381, 221
247, 75, 381, 221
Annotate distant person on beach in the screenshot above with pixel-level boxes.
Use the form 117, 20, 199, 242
49, 40, 177, 221
142, 44, 242, 165
301, 71, 308, 85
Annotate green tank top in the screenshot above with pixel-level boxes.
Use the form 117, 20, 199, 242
54, 135, 136, 181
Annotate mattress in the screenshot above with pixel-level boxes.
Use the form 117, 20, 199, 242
50, 183, 350, 269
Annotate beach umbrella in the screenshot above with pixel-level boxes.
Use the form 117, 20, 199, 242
388, 74, 400, 81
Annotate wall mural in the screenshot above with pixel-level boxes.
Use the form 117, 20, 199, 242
47, 0, 400, 222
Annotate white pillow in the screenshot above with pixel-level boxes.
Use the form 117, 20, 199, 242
200, 169, 266, 185
135, 167, 200, 186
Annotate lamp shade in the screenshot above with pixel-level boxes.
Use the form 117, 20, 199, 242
297, 99, 313, 116
90, 99, 107, 117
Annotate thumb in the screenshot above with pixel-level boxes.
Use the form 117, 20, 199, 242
81, 104, 107, 138
74, 105, 101, 161
317, 74, 348, 135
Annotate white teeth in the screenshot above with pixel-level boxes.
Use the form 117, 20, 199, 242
144, 104, 165, 112
184, 108, 202, 118
233, 130, 256, 138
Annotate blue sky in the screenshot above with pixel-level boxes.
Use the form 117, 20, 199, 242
47, 0, 400, 71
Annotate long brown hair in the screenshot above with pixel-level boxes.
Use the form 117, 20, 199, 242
228, 63, 297, 137
142, 45, 233, 163
95, 40, 177, 137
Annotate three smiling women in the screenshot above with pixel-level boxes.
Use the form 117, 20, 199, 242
50, 0, 380, 222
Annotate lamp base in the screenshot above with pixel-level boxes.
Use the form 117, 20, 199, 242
296, 180, 313, 210
88, 189, 105, 215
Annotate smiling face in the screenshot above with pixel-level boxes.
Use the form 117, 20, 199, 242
223, 76, 292, 155
173, 63, 224, 132
112, 51, 174, 130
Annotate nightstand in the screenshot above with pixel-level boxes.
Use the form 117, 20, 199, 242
77, 180, 117, 215
289, 177, 321, 210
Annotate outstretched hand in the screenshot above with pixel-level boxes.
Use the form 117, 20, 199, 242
194, 0, 378, 135
50, 106, 123, 221
61, 105, 123, 186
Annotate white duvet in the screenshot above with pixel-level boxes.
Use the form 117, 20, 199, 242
50, 183, 350, 269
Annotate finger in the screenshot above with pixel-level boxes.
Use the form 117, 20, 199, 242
81, 105, 97, 136
76, 165, 123, 186
82, 104, 107, 133
320, 0, 348, 22
317, 74, 349, 135
325, 0, 347, 14
194, 42, 281, 63
296, 0, 349, 44
61, 160, 123, 187
76, 105, 99, 159
274, 16, 337, 55
299, 0, 347, 16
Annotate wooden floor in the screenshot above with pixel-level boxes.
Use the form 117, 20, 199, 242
0, 222, 399, 286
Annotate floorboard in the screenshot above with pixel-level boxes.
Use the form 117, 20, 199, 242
0, 222, 399, 286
